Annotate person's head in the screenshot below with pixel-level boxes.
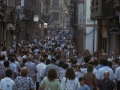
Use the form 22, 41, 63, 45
40, 58, 45, 62
20, 67, 29, 76
0, 54, 5, 61
71, 59, 77, 65
56, 55, 61, 60
104, 71, 109, 80
34, 53, 39, 59
65, 68, 75, 80
118, 60, 120, 66
108, 61, 112, 68
62, 63, 68, 69
24, 50, 29, 56
76, 52, 82, 57
84, 56, 90, 63
87, 64, 93, 72
51, 58, 56, 64
59, 61, 64, 67
46, 59, 50, 65
102, 59, 108, 66
22, 58, 28, 63
115, 58, 119, 64
43, 54, 48, 59
47, 68, 57, 81
28, 55, 34, 62
4, 61, 9, 67
79, 77, 85, 86
5, 69, 12, 77
94, 60, 98, 67
9, 56, 15, 62
99, 59, 103, 65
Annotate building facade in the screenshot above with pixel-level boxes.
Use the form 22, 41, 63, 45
91, 0, 120, 55
69, 0, 97, 54
0, 0, 50, 47
48, 0, 70, 30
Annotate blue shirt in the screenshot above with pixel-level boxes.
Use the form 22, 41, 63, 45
96, 64, 103, 70
96, 66, 114, 80
78, 84, 90, 90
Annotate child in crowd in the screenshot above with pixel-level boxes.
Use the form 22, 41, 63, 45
78, 77, 90, 90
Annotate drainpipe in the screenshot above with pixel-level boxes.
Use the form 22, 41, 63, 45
93, 20, 95, 54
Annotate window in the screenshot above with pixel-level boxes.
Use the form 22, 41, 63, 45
52, 12, 59, 21
52, 0, 59, 6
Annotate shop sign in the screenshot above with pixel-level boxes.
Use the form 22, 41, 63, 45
108, 26, 120, 35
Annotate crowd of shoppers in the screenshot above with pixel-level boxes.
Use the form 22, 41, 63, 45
0, 29, 119, 90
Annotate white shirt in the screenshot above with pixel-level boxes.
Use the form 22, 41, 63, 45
0, 77, 14, 90
17, 56, 22, 64
61, 77, 79, 90
59, 69, 66, 81
36, 62, 46, 82
16, 5, 20, 10
115, 66, 120, 80
96, 66, 114, 80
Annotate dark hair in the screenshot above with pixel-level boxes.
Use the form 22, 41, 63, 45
43, 54, 48, 59
4, 61, 9, 67
9, 57, 15, 62
40, 58, 45, 62
5, 69, 12, 77
65, 68, 75, 80
59, 61, 64, 67
84, 56, 90, 63
108, 61, 112, 68
87, 64, 93, 72
102, 59, 108, 66
115, 58, 119, 63
51, 58, 56, 63
46, 59, 50, 65
79, 77, 84, 82
94, 60, 98, 66
47, 68, 57, 81
99, 59, 103, 65
89, 62, 94, 66
118, 60, 120, 65
24, 50, 29, 55
76, 52, 81, 55
62, 63, 68, 69
56, 55, 61, 59
22, 58, 27, 63
0, 54, 5, 61
71, 59, 77, 64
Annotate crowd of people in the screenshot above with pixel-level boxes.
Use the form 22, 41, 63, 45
0, 29, 120, 90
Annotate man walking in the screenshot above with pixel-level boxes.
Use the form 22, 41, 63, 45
115, 60, 120, 90
97, 71, 116, 90
0, 69, 15, 90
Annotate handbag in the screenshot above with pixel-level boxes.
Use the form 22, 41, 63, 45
93, 74, 96, 90
29, 77, 34, 90
64, 78, 67, 90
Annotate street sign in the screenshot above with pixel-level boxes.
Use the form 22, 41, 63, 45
108, 26, 120, 35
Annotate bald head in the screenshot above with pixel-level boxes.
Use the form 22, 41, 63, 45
34, 53, 39, 59
104, 71, 109, 80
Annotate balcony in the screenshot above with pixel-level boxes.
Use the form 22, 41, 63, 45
113, 0, 120, 11
106, 0, 115, 19
91, 0, 107, 20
